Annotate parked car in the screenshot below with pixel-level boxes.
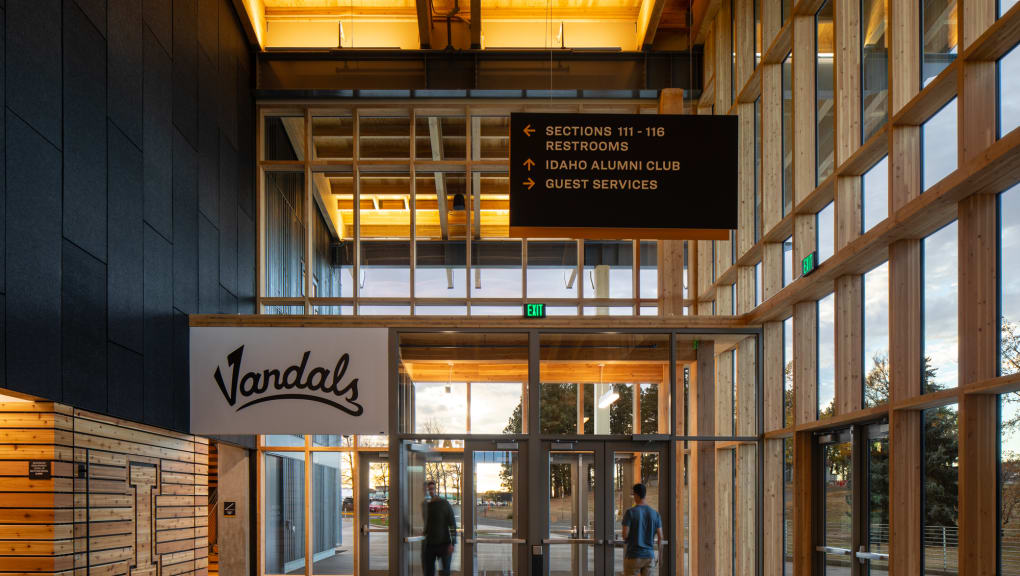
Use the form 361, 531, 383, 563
369, 500, 389, 513
342, 497, 354, 512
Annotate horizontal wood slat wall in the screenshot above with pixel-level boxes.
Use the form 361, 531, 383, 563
0, 401, 209, 576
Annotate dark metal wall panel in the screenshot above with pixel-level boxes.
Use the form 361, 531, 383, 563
108, 0, 145, 147
173, 128, 199, 314
199, 214, 221, 314
7, 0, 62, 147
108, 121, 145, 352
61, 239, 108, 412
2, 0, 255, 433
143, 223, 174, 428
6, 111, 63, 400
219, 135, 238, 296
173, 0, 200, 147
143, 26, 174, 239
63, 0, 108, 262
108, 341, 144, 419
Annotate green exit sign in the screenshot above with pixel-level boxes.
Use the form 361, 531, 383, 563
802, 251, 818, 276
524, 303, 546, 318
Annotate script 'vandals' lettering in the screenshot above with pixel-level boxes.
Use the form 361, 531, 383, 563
212, 346, 364, 416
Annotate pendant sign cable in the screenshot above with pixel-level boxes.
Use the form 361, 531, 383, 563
510, 112, 738, 240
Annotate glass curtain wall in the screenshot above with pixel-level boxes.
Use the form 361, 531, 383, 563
1001, 184, 1020, 573
861, 0, 889, 141
816, 1, 836, 184
260, 106, 661, 315
262, 435, 371, 576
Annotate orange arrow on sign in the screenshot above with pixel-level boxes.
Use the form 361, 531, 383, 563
523, 177, 535, 190
523, 158, 535, 171
523, 124, 535, 137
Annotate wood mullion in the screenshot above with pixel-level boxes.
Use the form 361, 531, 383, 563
957, 192, 999, 575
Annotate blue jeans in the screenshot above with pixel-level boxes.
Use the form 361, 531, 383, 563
422, 543, 452, 576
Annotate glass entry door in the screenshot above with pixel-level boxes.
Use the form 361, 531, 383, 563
817, 430, 854, 573
359, 453, 390, 576
545, 441, 670, 576
858, 424, 890, 575
815, 423, 890, 575
463, 440, 527, 575
403, 443, 465, 576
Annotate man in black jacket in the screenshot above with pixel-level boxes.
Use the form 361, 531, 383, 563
422, 480, 457, 576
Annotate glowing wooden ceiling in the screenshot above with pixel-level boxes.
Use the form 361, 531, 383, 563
247, 0, 691, 49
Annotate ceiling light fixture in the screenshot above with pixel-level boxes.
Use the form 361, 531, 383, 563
596, 363, 618, 409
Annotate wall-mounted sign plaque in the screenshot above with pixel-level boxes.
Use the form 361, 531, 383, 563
510, 112, 737, 240
29, 460, 51, 480
190, 327, 388, 435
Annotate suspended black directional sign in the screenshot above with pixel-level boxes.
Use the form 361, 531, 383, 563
509, 112, 738, 240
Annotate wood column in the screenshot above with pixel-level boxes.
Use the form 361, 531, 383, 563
957, 193, 999, 576
792, 430, 817, 576
794, 301, 818, 425
835, 274, 863, 415
689, 341, 717, 576
659, 89, 689, 316
735, 335, 757, 575
888, 238, 923, 574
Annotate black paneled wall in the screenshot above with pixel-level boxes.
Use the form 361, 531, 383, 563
2, 0, 256, 432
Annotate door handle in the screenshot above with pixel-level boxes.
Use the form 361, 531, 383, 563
361, 524, 369, 536
816, 546, 852, 556
855, 546, 889, 563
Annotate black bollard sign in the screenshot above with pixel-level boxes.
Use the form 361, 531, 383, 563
509, 112, 737, 240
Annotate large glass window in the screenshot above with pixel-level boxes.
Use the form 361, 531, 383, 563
266, 172, 307, 301
1001, 391, 1020, 573
755, 261, 763, 307
816, 0, 836, 184
923, 221, 959, 393
639, 241, 658, 300
923, 403, 959, 575
415, 171, 467, 298
817, 201, 835, 263
754, 0, 762, 66
260, 108, 658, 315
1000, 44, 1020, 138
527, 240, 578, 301
731, 0, 737, 104
782, 438, 794, 575
818, 293, 836, 418
922, 0, 959, 87
862, 0, 889, 140
783, 54, 794, 215
539, 333, 670, 435
265, 450, 307, 574
398, 333, 528, 435
922, 98, 958, 192
311, 452, 354, 575
783, 316, 794, 427
783, 236, 794, 287
862, 156, 889, 233
1001, 0, 1019, 17
1003, 184, 1020, 376
583, 240, 633, 300
265, 115, 305, 161
359, 172, 411, 298
864, 262, 890, 406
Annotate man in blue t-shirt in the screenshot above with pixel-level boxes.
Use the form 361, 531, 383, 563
621, 483, 663, 576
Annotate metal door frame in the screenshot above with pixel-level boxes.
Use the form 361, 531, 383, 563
359, 451, 391, 576
388, 327, 765, 576
463, 439, 529, 576
602, 440, 672, 576
814, 421, 890, 576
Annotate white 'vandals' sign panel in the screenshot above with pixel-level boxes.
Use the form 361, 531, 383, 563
189, 327, 389, 434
